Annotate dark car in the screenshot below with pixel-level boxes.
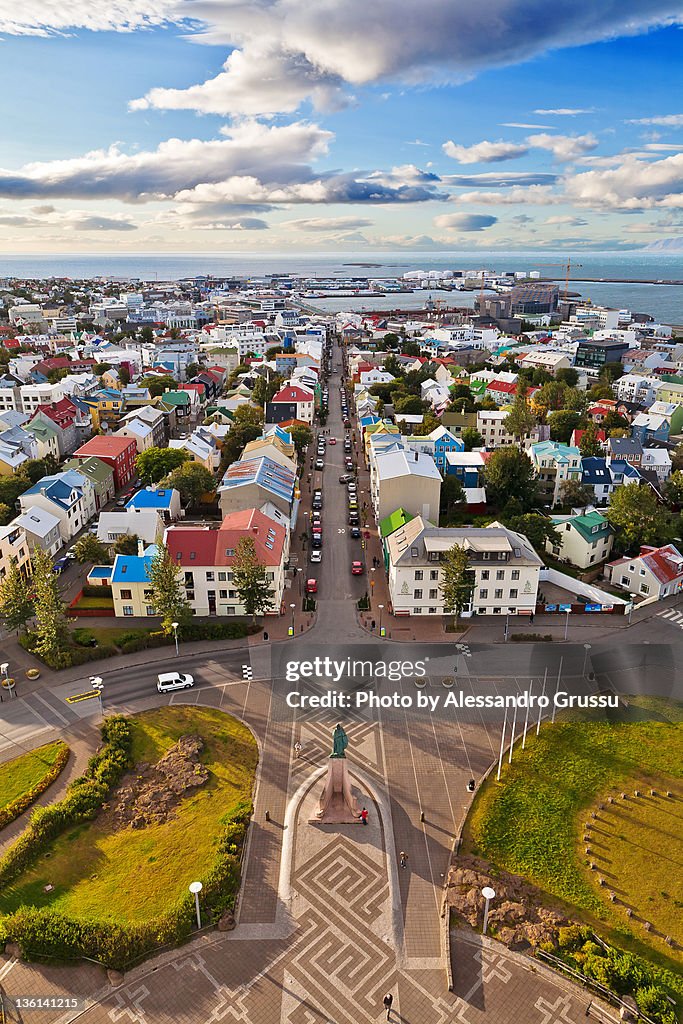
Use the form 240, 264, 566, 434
350, 526, 361, 539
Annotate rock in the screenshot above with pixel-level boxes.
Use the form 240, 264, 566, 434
217, 910, 236, 932
107, 969, 125, 986
4, 942, 21, 958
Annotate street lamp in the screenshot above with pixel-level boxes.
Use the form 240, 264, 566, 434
290, 602, 296, 634
482, 886, 496, 935
90, 676, 104, 718
189, 880, 203, 929
628, 593, 637, 625
171, 621, 179, 657
378, 603, 384, 635
582, 643, 592, 677
564, 606, 571, 641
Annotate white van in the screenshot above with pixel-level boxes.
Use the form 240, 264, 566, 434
157, 672, 194, 693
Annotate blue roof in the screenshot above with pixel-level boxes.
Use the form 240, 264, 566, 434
111, 553, 155, 584
22, 471, 85, 510
126, 488, 175, 510
581, 456, 609, 484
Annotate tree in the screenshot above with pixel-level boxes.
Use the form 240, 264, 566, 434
606, 485, 675, 551
136, 446, 188, 485
119, 365, 131, 386
146, 543, 192, 634
231, 536, 274, 623
139, 375, 178, 397
165, 462, 215, 507
383, 354, 402, 376
556, 367, 579, 387
533, 380, 568, 414
439, 543, 474, 628
401, 339, 420, 357
410, 412, 440, 436
184, 362, 200, 379
484, 447, 539, 511
252, 372, 284, 406
664, 470, 683, 507
72, 534, 112, 565
600, 362, 624, 383
671, 443, 683, 473
290, 424, 313, 457
548, 410, 581, 444
93, 362, 112, 375
383, 333, 400, 349
140, 325, 155, 344
113, 533, 140, 556
461, 427, 484, 451
0, 560, 33, 634
587, 382, 614, 401
394, 394, 426, 415
31, 546, 69, 665
23, 455, 59, 484
559, 478, 593, 508
579, 422, 603, 458
602, 410, 630, 433
505, 513, 561, 551
439, 476, 465, 523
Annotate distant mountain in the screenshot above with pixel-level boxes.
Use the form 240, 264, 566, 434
642, 237, 683, 252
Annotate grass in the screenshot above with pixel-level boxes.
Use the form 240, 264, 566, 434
462, 697, 682, 989
72, 596, 114, 610
0, 707, 257, 925
0, 743, 69, 811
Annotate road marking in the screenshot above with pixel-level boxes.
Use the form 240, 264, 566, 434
65, 689, 99, 704
242, 664, 253, 681
32, 691, 70, 726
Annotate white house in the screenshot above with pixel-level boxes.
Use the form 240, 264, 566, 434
606, 544, 683, 601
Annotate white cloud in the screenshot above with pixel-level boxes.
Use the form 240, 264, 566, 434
564, 152, 683, 209
0, 207, 137, 231
500, 122, 553, 129
533, 108, 594, 115
433, 212, 497, 231
626, 114, 683, 126
527, 132, 599, 160
453, 186, 559, 205
442, 139, 528, 164
0, 0, 181, 35
443, 172, 558, 186
544, 215, 588, 225
644, 143, 683, 151
283, 216, 374, 231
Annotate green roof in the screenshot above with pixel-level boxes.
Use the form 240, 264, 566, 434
161, 390, 190, 406
63, 456, 113, 483
552, 510, 612, 543
380, 507, 415, 539
26, 420, 58, 440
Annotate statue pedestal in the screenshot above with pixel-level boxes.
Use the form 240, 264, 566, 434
311, 758, 361, 824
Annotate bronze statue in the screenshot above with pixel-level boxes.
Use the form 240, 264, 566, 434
331, 723, 348, 758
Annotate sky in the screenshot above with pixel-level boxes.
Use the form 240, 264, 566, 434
0, 0, 681, 253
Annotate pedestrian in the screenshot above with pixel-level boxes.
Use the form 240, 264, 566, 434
529, 612, 535, 624
400, 851, 408, 869
360, 806, 368, 825
382, 992, 393, 1019
294, 741, 302, 758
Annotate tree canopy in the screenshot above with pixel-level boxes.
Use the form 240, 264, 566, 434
136, 446, 188, 485
606, 485, 675, 552
165, 462, 215, 507
484, 447, 539, 512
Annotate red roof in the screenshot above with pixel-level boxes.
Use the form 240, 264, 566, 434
638, 544, 683, 585
34, 397, 78, 428
165, 509, 285, 567
571, 428, 606, 447
272, 385, 314, 404
180, 383, 204, 395
165, 525, 218, 566
75, 436, 136, 458
487, 380, 517, 394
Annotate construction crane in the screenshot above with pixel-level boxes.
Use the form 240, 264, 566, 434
531, 258, 582, 298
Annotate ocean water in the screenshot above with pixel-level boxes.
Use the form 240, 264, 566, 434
0, 250, 681, 322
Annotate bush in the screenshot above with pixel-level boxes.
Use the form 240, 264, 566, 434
510, 633, 553, 642
0, 745, 70, 829
82, 584, 112, 597
72, 628, 96, 647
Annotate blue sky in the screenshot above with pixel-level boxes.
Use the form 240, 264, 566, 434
0, 2, 681, 252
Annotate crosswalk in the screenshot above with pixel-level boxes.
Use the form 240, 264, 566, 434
656, 608, 683, 630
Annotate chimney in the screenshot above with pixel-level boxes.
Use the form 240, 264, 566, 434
137, 537, 145, 557
252, 526, 259, 534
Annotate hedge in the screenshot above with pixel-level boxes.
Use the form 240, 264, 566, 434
0, 716, 132, 889
0, 744, 70, 830
82, 584, 113, 598
0, 803, 251, 970
18, 634, 119, 670
119, 621, 256, 654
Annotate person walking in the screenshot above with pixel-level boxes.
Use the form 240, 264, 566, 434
360, 806, 368, 825
382, 993, 393, 1019
294, 741, 302, 758
400, 851, 408, 869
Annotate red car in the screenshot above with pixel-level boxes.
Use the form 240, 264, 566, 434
306, 578, 318, 594
328, 437, 337, 445
351, 561, 364, 575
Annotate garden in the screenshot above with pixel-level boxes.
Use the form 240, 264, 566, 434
0, 707, 258, 969
0, 742, 70, 830
461, 696, 682, 1020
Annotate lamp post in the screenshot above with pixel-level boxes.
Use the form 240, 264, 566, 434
290, 602, 296, 635
482, 886, 496, 935
171, 621, 179, 657
378, 604, 384, 635
370, 566, 376, 604
563, 606, 571, 641
189, 880, 203, 929
503, 614, 509, 642
582, 643, 592, 677
90, 676, 104, 718
628, 593, 636, 625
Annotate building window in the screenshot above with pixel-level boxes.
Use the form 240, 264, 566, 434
511, 570, 520, 580
122, 606, 133, 616
428, 606, 437, 613
414, 570, 423, 581
429, 589, 438, 599
479, 589, 488, 599
430, 570, 439, 581
496, 570, 505, 580
414, 607, 423, 615
206, 572, 215, 582
219, 590, 228, 599
186, 590, 195, 600
495, 589, 503, 599
218, 572, 227, 582
481, 570, 489, 580
414, 589, 423, 599
184, 572, 194, 586
146, 606, 155, 616
640, 583, 649, 594
120, 589, 132, 600
510, 589, 518, 599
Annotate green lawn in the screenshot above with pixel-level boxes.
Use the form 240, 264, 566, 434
0, 742, 69, 812
0, 708, 257, 924
462, 699, 682, 986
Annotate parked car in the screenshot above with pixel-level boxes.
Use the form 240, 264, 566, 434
305, 578, 318, 594
329, 437, 337, 445
311, 535, 322, 549
350, 526, 361, 539
310, 549, 322, 563
52, 557, 69, 575
339, 473, 352, 483
157, 672, 194, 693
351, 561, 364, 575
315, 459, 324, 470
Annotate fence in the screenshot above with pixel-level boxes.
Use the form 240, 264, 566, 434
536, 949, 658, 1023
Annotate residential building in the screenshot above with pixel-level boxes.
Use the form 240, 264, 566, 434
606, 544, 683, 600
371, 448, 442, 525
386, 517, 541, 617
18, 472, 90, 541
606, 436, 643, 467
402, 426, 464, 473
218, 456, 298, 521
266, 384, 315, 425
0, 521, 31, 580
118, 404, 167, 447
24, 418, 61, 461
12, 507, 63, 558
62, 456, 116, 510
72, 435, 137, 490
111, 548, 157, 618
630, 413, 669, 446
528, 441, 582, 506
575, 338, 629, 371
97, 509, 165, 545
518, 350, 571, 375
115, 417, 155, 454
547, 509, 614, 568
126, 487, 182, 522
0, 425, 37, 474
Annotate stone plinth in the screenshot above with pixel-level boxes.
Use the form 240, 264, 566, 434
311, 757, 361, 824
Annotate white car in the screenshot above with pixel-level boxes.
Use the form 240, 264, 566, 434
157, 672, 194, 693
310, 549, 322, 563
